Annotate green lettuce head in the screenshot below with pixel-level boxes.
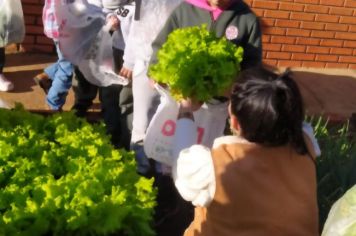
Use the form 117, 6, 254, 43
149, 25, 244, 102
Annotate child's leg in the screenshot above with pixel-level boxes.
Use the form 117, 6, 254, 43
119, 85, 133, 150
46, 42, 73, 110
0, 47, 5, 73
111, 47, 133, 150
99, 84, 123, 148
0, 47, 14, 92
71, 67, 98, 116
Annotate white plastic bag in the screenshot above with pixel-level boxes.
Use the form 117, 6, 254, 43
322, 185, 356, 236
77, 25, 129, 87
54, 0, 128, 86
0, 0, 25, 47
144, 84, 228, 166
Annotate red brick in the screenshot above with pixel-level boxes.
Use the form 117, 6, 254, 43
325, 23, 349, 32
23, 35, 35, 44
302, 61, 326, 68
245, 0, 253, 5
262, 35, 271, 43
275, 19, 300, 28
261, 18, 275, 27
263, 59, 278, 67
304, 5, 329, 14
264, 43, 282, 51
339, 56, 356, 63
316, 54, 339, 62
36, 36, 53, 45
315, 14, 340, 23
286, 28, 311, 37
330, 48, 353, 55
22, 0, 41, 3
349, 25, 356, 32
306, 46, 330, 54
278, 60, 303, 67
329, 7, 354, 16
345, 0, 356, 7
291, 53, 315, 61
266, 52, 292, 59
320, 0, 345, 6
290, 12, 315, 21
344, 40, 356, 48
296, 37, 321, 46
36, 17, 44, 26
271, 36, 296, 44
253, 0, 280, 9
24, 15, 37, 25
335, 32, 356, 40
340, 16, 356, 24
320, 39, 344, 47
279, 2, 304, 11
301, 22, 325, 30
311, 30, 335, 39
26, 25, 44, 35
294, 0, 319, 4
282, 44, 306, 52
264, 10, 290, 19
22, 44, 54, 53
22, 5, 43, 15
264, 27, 286, 35
253, 9, 265, 17
349, 64, 356, 69
326, 63, 350, 68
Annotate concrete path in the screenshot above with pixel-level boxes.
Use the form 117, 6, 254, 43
0, 52, 355, 121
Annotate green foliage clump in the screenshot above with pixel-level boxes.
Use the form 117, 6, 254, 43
0, 106, 156, 236
308, 117, 356, 231
149, 25, 244, 101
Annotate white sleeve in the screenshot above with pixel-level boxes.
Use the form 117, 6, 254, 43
173, 145, 216, 207
172, 119, 215, 207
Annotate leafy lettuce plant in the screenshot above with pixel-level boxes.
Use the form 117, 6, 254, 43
149, 25, 244, 101
307, 116, 356, 231
0, 106, 156, 236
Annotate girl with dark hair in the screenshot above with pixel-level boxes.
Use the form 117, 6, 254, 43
172, 67, 320, 236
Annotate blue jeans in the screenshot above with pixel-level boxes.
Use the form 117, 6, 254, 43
45, 42, 73, 110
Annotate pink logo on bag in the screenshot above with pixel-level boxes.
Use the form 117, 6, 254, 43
161, 120, 204, 144
161, 120, 176, 136
225, 26, 238, 40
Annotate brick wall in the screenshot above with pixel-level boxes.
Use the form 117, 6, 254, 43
21, 0, 54, 53
20, 0, 356, 69
245, 0, 356, 69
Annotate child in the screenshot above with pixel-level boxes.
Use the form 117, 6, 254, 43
72, 0, 136, 149
33, 0, 74, 111
0, 0, 25, 92
0, 47, 13, 91
172, 67, 320, 236
131, 0, 262, 176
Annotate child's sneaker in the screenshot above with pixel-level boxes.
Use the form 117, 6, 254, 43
33, 72, 52, 94
0, 74, 14, 92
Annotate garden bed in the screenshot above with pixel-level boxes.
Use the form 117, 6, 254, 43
0, 106, 156, 236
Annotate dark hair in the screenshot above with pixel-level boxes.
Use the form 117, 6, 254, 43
230, 67, 307, 155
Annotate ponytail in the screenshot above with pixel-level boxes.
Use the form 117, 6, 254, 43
230, 67, 307, 154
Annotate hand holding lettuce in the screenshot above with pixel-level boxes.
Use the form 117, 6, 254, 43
148, 25, 243, 102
